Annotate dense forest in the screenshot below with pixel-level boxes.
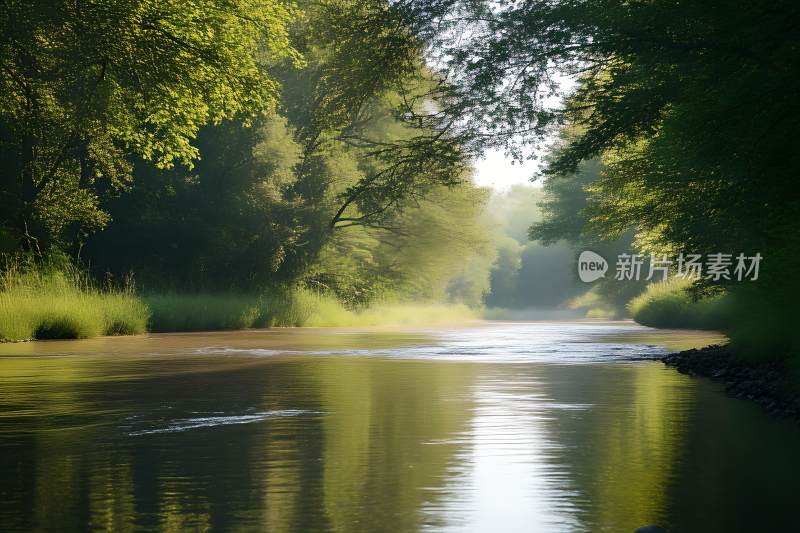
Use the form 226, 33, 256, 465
0, 0, 503, 336
1, 0, 798, 363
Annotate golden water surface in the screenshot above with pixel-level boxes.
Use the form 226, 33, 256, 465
0, 321, 797, 532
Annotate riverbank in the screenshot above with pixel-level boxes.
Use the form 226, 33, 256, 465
0, 269, 148, 341
1, 284, 478, 342
0, 260, 483, 342
662, 345, 800, 422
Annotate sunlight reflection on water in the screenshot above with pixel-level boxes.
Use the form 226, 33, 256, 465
0, 321, 797, 533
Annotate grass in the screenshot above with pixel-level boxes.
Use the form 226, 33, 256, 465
567, 289, 621, 320
142, 289, 321, 331
0, 263, 479, 342
482, 307, 584, 320
144, 293, 261, 332
627, 277, 731, 330
144, 288, 479, 331
330, 301, 477, 327
0, 267, 149, 342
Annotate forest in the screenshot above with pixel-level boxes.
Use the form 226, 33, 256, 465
1, 0, 798, 364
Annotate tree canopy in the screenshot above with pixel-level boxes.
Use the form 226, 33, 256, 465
406, 0, 799, 351
0, 0, 301, 249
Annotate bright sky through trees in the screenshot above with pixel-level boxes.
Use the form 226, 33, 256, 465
473, 149, 540, 189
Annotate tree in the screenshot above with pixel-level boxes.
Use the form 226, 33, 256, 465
404, 0, 799, 259
282, 0, 470, 232
0, 0, 300, 249
81, 0, 495, 303
405, 0, 800, 353
83, 117, 307, 290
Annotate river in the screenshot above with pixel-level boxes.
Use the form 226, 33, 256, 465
0, 321, 798, 532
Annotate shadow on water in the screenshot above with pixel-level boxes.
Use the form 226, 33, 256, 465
0, 321, 797, 532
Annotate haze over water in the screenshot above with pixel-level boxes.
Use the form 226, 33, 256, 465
1, 321, 798, 532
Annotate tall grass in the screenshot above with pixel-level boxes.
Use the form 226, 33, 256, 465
0, 263, 479, 341
627, 277, 731, 330
278, 289, 479, 327
144, 293, 261, 332
144, 288, 478, 332
143, 289, 316, 331
0, 265, 148, 342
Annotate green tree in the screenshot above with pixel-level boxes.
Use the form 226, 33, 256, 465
0, 0, 300, 249
82, 0, 493, 305
84, 117, 307, 289
408, 0, 800, 354
282, 0, 470, 233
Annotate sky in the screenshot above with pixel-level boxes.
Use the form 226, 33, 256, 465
471, 74, 576, 190
472, 148, 543, 190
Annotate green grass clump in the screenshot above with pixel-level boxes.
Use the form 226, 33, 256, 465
0, 266, 479, 340
0, 267, 148, 342
144, 288, 479, 331
144, 293, 260, 332
627, 277, 731, 330
281, 289, 478, 327
285, 289, 356, 327
143, 289, 320, 331
356, 302, 476, 326
567, 288, 621, 320
255, 287, 321, 327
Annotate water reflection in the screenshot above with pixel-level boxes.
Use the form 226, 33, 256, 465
0, 322, 798, 532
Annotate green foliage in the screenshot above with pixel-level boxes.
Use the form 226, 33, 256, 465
628, 278, 731, 331
482, 185, 597, 311
142, 288, 477, 331
72, 1, 490, 307
304, 177, 495, 307
284, 0, 469, 232
530, 159, 602, 246
516, 242, 584, 308
408, 0, 800, 359
722, 251, 800, 361
0, 0, 300, 247
0, 265, 148, 341
484, 236, 521, 308
144, 293, 261, 333
346, 302, 476, 327
526, 158, 647, 316
85, 116, 308, 289
567, 289, 620, 320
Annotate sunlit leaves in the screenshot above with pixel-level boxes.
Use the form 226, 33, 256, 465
0, 0, 300, 244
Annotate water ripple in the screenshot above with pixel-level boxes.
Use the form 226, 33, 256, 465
191, 322, 671, 363
126, 409, 320, 436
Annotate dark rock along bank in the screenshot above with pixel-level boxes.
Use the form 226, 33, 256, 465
662, 345, 800, 422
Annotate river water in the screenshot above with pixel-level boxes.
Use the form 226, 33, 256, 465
0, 321, 798, 532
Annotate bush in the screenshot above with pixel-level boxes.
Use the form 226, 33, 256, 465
0, 265, 148, 342
0, 262, 480, 341
144, 293, 260, 332
627, 278, 731, 330
568, 288, 622, 320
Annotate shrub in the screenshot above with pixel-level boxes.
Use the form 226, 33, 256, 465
0, 265, 148, 342
144, 293, 260, 332
627, 278, 731, 330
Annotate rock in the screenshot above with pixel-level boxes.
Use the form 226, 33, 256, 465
635, 526, 666, 533
661, 345, 800, 424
